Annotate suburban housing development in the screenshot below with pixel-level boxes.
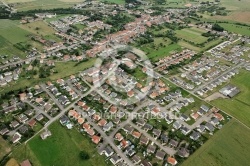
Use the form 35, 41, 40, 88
0, 0, 250, 166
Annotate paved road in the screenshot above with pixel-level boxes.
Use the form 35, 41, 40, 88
74, 106, 134, 166
130, 123, 176, 155
191, 61, 245, 93
24, 84, 94, 144
24, 100, 52, 120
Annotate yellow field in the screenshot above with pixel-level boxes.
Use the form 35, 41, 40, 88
19, 21, 55, 36
5, 0, 35, 3
0, 137, 11, 160
6, 158, 19, 166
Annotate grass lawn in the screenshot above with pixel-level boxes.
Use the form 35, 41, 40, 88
0, 137, 11, 160
175, 28, 208, 44
50, 59, 96, 80
182, 119, 250, 166
211, 70, 250, 127
140, 43, 182, 62
11, 122, 107, 166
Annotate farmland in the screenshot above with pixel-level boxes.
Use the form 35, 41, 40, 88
0, 137, 11, 160
211, 70, 250, 128
11, 122, 107, 166
182, 119, 250, 166
0, 36, 26, 62
99, 0, 125, 4
5, 0, 82, 11
0, 19, 31, 44
175, 27, 208, 44
218, 23, 250, 36
19, 21, 62, 42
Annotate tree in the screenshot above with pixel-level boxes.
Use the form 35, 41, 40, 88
79, 151, 90, 160
212, 24, 224, 32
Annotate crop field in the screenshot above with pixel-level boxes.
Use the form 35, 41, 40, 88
219, 23, 250, 36
178, 41, 201, 52
0, 19, 31, 44
182, 119, 250, 166
6, 0, 82, 11
175, 28, 208, 44
11, 122, 107, 166
211, 70, 250, 127
138, 36, 182, 62
99, 0, 125, 4
0, 137, 11, 160
220, 0, 250, 11
19, 21, 62, 41
0, 36, 26, 61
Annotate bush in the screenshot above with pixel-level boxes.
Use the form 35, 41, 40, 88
79, 151, 90, 160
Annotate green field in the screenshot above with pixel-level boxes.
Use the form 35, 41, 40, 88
11, 122, 107, 166
140, 43, 182, 62
0, 36, 26, 61
19, 21, 62, 41
0, 137, 11, 160
50, 59, 96, 80
220, 0, 250, 11
0, 19, 31, 44
182, 119, 250, 166
100, 0, 125, 4
219, 23, 250, 36
6, 0, 82, 11
211, 70, 250, 127
175, 28, 208, 44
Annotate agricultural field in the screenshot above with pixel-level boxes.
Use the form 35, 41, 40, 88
199, 0, 250, 24
182, 119, 250, 166
11, 122, 108, 166
5, 158, 19, 166
0, 137, 11, 160
220, 0, 250, 11
139, 39, 182, 62
99, 0, 125, 4
211, 70, 250, 128
0, 19, 31, 44
19, 21, 62, 42
175, 27, 208, 45
218, 23, 250, 36
0, 36, 26, 62
6, 0, 82, 11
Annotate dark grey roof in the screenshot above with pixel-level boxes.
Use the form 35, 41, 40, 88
190, 131, 201, 140
178, 147, 189, 158
156, 150, 165, 159
205, 122, 215, 132
142, 123, 153, 131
